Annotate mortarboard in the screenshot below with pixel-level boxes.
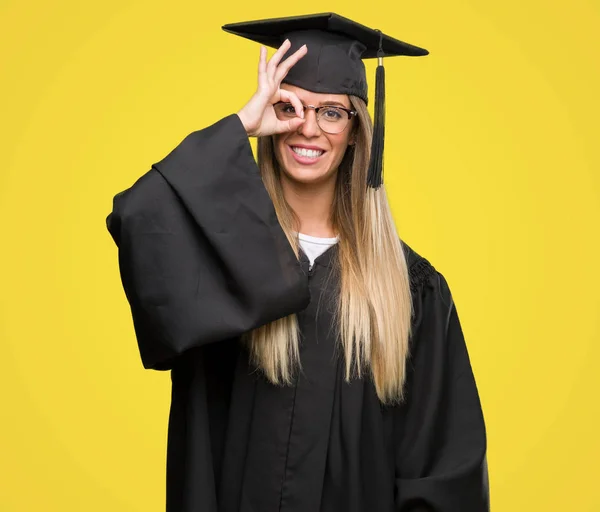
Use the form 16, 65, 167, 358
222, 12, 428, 189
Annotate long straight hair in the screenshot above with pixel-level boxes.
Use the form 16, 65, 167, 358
243, 95, 413, 404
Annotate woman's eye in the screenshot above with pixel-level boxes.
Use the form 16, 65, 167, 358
322, 108, 343, 120
282, 104, 296, 114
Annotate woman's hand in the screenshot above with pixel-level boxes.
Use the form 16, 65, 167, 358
237, 39, 307, 137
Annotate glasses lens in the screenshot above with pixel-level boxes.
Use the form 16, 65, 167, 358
274, 103, 297, 120
274, 103, 350, 134
317, 107, 348, 134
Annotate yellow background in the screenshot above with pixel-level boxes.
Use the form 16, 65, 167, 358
1, 0, 598, 510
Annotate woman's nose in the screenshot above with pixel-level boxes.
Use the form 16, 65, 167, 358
297, 109, 321, 137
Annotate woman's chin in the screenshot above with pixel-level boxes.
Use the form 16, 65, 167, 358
281, 159, 335, 185
282, 166, 332, 185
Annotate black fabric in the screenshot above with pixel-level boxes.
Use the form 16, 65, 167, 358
222, 12, 428, 104
106, 114, 489, 511
106, 115, 310, 371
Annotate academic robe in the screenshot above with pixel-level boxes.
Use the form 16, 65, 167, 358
106, 113, 489, 512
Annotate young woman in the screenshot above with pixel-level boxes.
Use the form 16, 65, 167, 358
107, 13, 489, 512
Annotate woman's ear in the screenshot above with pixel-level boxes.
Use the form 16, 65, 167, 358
348, 122, 358, 146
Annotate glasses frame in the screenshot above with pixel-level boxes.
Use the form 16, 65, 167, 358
273, 101, 358, 134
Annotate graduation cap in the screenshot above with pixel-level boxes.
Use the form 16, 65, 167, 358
222, 12, 428, 189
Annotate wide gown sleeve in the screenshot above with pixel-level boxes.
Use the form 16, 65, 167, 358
106, 113, 310, 370
395, 263, 490, 511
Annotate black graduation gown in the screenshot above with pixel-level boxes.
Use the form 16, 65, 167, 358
106, 114, 490, 512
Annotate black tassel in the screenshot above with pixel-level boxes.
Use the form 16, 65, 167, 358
367, 33, 386, 189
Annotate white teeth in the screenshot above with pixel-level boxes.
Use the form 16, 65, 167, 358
292, 146, 324, 158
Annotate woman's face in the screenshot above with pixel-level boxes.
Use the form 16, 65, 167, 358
273, 84, 354, 185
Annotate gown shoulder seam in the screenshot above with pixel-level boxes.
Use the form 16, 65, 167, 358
401, 239, 437, 291
408, 257, 436, 291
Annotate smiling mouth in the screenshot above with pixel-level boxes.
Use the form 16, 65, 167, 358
290, 146, 325, 159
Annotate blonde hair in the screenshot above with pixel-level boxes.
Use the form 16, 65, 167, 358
243, 96, 413, 404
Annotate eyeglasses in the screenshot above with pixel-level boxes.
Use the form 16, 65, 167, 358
273, 102, 358, 134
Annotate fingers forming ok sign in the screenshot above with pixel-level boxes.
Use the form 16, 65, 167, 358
237, 40, 308, 137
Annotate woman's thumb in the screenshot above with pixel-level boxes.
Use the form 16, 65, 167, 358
287, 117, 306, 132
